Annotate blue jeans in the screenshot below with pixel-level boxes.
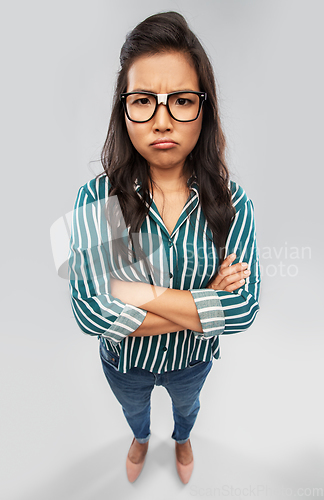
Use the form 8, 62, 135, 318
99, 340, 213, 444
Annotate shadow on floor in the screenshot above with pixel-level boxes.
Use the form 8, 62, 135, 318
18, 435, 324, 500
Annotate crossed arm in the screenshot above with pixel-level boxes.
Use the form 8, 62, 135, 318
69, 184, 260, 341
110, 253, 251, 337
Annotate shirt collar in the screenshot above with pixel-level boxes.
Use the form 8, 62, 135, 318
134, 174, 200, 238
186, 171, 198, 189
134, 178, 142, 193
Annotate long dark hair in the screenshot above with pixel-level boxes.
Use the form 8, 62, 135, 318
100, 11, 236, 281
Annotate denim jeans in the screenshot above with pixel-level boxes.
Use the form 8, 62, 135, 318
99, 339, 213, 444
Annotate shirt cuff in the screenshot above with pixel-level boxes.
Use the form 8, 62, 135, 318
189, 289, 225, 339
102, 304, 147, 345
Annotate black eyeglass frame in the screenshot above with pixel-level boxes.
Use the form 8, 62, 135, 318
120, 91, 207, 123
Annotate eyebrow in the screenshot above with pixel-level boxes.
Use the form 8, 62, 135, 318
128, 88, 198, 93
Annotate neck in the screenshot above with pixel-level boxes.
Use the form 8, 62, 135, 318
149, 164, 191, 194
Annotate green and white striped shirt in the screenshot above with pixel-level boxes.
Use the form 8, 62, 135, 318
68, 174, 261, 373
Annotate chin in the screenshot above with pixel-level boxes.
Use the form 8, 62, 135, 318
146, 153, 188, 170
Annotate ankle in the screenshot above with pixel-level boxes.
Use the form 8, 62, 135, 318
175, 439, 193, 465
135, 438, 148, 446
128, 438, 149, 464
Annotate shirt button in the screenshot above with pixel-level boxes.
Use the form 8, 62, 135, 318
169, 272, 173, 278
168, 240, 173, 247
163, 347, 168, 352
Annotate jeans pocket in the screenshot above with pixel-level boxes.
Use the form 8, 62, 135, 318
100, 344, 119, 370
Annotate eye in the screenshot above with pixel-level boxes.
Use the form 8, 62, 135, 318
134, 97, 151, 105
129, 94, 155, 106
175, 97, 194, 106
176, 98, 189, 105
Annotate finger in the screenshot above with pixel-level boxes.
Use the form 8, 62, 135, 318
224, 279, 246, 292
219, 261, 248, 275
221, 253, 236, 267
216, 253, 236, 274
211, 269, 251, 289
223, 269, 251, 286
207, 278, 244, 292
212, 262, 249, 285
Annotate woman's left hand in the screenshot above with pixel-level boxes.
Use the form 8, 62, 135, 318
207, 253, 251, 292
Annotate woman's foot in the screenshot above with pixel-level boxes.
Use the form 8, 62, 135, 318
175, 439, 194, 484
126, 438, 149, 482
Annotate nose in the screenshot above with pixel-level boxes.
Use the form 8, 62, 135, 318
152, 103, 173, 131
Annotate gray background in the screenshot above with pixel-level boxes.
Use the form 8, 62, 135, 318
1, 1, 323, 499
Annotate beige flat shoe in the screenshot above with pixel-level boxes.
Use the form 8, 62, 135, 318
175, 439, 194, 484
126, 438, 148, 483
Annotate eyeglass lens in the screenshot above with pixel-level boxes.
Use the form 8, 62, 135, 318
125, 93, 201, 122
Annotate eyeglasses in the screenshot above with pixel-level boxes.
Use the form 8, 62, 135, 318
120, 91, 207, 123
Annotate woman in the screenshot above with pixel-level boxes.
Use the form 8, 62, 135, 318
68, 11, 261, 484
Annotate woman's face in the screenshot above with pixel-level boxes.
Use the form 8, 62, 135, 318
125, 51, 203, 174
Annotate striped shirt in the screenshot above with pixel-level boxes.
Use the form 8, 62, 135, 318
68, 173, 261, 373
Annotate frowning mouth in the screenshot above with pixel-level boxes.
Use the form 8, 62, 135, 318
150, 138, 178, 149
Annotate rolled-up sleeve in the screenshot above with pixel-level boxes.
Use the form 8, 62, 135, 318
68, 184, 147, 345
189, 196, 261, 339
189, 289, 225, 339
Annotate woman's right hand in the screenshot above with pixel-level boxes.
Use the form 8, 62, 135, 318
207, 253, 251, 292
